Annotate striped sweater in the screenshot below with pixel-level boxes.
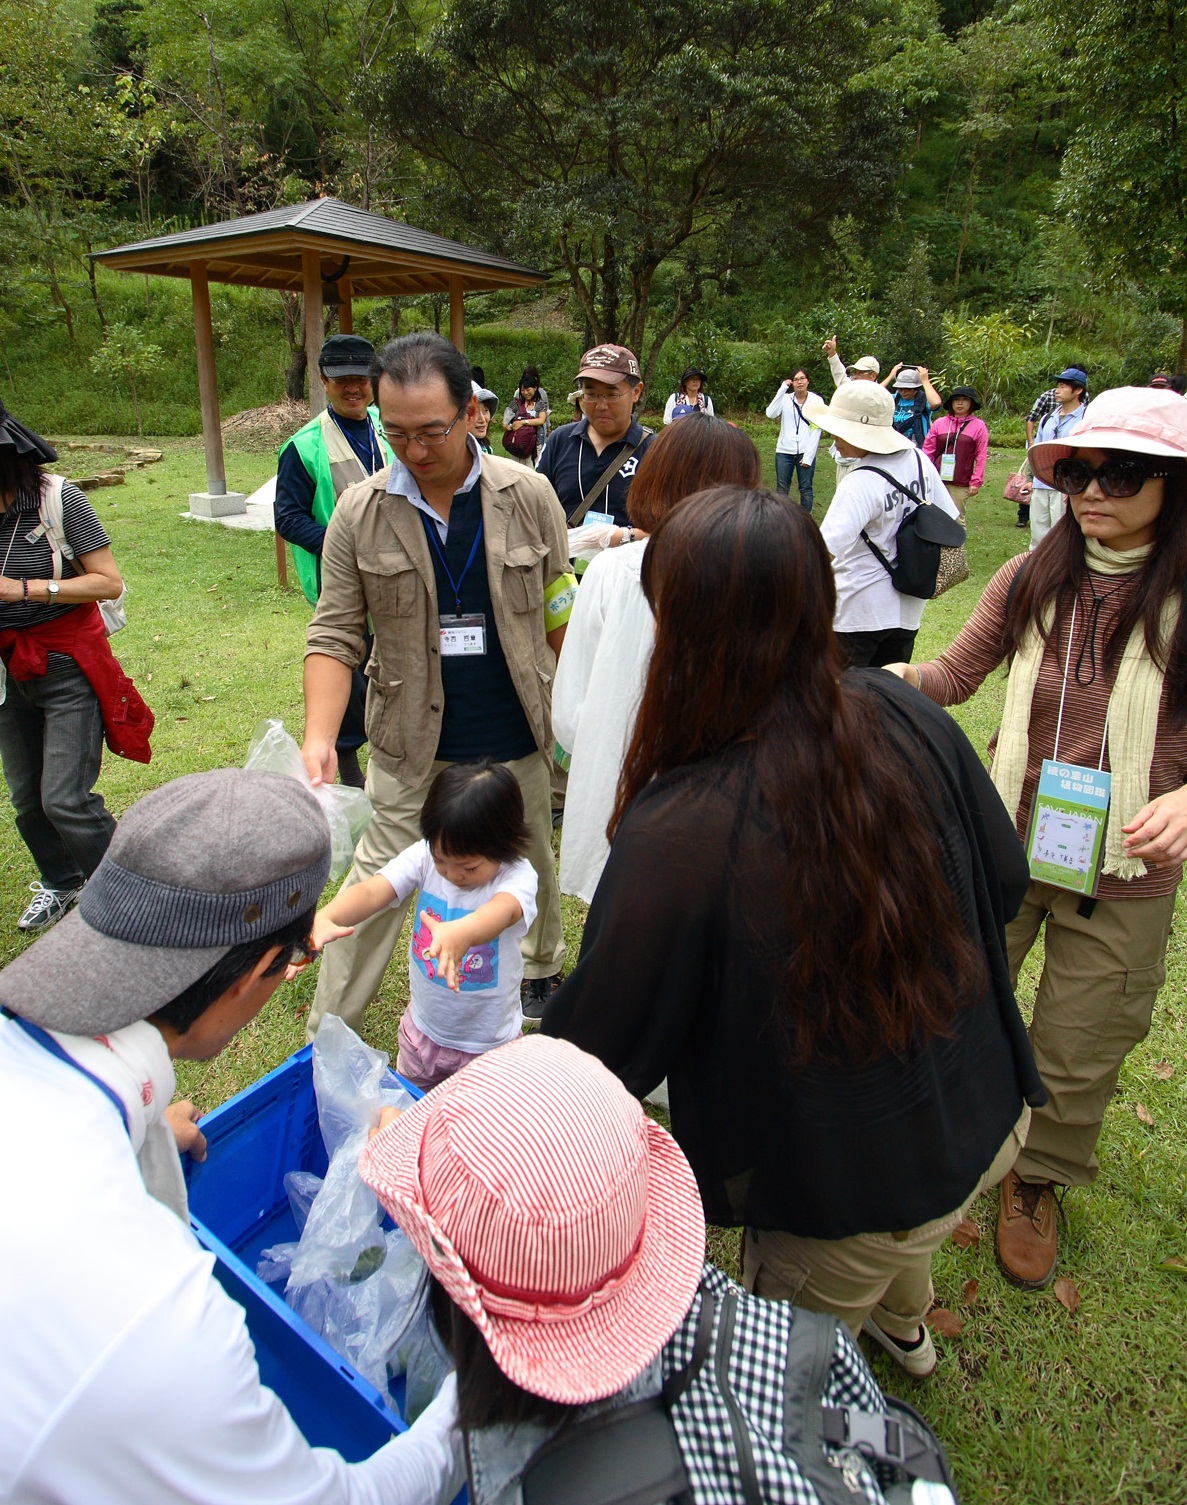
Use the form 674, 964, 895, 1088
917, 552, 1187, 900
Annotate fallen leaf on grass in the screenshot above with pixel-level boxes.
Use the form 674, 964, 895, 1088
199, 695, 216, 702
175, 716, 189, 722
951, 1218, 980, 1248
926, 1308, 964, 1338
1157, 1255, 1187, 1276
961, 1279, 979, 1306
1153, 1060, 1174, 1081
1054, 1277, 1080, 1314
1136, 1102, 1155, 1126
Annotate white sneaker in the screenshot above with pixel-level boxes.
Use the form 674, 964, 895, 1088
861, 1316, 937, 1378
17, 882, 83, 933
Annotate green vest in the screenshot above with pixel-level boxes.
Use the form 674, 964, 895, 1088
281, 406, 392, 605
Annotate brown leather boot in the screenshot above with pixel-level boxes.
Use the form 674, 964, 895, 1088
995, 1168, 1059, 1289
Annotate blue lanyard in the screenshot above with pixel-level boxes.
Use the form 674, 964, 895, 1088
4, 1009, 131, 1136
328, 409, 383, 474
421, 511, 485, 615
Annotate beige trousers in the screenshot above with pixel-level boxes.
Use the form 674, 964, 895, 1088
1006, 881, 1176, 1186
306, 751, 565, 1039
943, 483, 972, 524
741, 1110, 1030, 1340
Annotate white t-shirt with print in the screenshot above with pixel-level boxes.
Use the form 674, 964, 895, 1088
819, 447, 957, 634
377, 840, 538, 1053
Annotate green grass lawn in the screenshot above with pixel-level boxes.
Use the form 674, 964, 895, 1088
2, 429, 1185, 1502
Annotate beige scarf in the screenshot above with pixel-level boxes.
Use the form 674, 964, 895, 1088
991, 539, 1179, 881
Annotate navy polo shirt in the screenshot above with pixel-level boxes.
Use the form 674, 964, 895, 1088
535, 417, 653, 529
423, 480, 537, 764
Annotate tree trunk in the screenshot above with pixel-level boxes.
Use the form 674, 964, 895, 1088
1177, 314, 1187, 375
953, 159, 978, 291
281, 292, 307, 400
86, 251, 107, 334
600, 230, 619, 343
45, 250, 75, 344
130, 376, 143, 436
389, 298, 401, 338
286, 347, 308, 402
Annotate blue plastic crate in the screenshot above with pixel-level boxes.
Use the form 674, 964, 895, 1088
186, 1045, 426, 1463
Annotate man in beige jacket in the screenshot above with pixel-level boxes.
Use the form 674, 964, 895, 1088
302, 333, 576, 1034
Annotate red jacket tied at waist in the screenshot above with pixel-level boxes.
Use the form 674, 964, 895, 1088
0, 604, 154, 763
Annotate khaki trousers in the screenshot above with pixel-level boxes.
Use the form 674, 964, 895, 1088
306, 751, 565, 1039
943, 483, 972, 524
741, 1110, 1030, 1341
1006, 881, 1176, 1187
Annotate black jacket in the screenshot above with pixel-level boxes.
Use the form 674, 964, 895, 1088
545, 671, 1044, 1237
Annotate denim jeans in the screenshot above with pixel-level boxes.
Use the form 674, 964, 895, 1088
0, 660, 115, 889
774, 452, 816, 512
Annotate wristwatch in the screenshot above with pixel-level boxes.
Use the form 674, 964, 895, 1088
45, 580, 60, 598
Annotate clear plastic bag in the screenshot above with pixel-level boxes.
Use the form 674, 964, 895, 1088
567, 522, 621, 561
244, 717, 373, 880
277, 1017, 448, 1415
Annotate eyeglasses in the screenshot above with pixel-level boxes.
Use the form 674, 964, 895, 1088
286, 939, 314, 975
1052, 456, 1172, 499
381, 404, 467, 449
579, 386, 632, 407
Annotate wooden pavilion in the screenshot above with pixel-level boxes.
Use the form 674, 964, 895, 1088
91, 199, 546, 517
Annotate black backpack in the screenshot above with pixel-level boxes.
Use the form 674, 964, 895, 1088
513, 1271, 958, 1505
859, 455, 966, 600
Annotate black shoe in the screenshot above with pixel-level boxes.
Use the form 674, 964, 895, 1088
338, 748, 366, 789
521, 973, 562, 1021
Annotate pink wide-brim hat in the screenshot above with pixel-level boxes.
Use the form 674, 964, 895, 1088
1030, 386, 1187, 487
358, 1034, 705, 1406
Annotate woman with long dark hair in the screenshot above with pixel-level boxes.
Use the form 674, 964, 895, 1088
544, 486, 1043, 1377
888, 385, 1187, 1292
0, 404, 150, 933
553, 415, 761, 902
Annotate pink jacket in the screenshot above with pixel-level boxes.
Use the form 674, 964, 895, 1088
922, 413, 989, 489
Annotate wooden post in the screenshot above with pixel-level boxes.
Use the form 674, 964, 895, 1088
449, 277, 464, 353
338, 279, 353, 335
190, 262, 226, 495
302, 249, 325, 414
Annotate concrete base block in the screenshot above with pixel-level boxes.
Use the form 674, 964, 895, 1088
189, 490, 247, 518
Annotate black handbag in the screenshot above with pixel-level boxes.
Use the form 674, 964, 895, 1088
860, 456, 967, 600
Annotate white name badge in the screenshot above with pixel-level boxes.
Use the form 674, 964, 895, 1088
939, 453, 956, 482
1025, 760, 1111, 896
439, 613, 487, 657
584, 510, 614, 527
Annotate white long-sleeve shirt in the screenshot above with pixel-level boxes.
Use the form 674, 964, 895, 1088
662, 391, 715, 424
0, 1016, 463, 1505
553, 541, 654, 903
764, 386, 823, 461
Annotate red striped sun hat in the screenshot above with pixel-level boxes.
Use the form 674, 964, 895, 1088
358, 1034, 705, 1405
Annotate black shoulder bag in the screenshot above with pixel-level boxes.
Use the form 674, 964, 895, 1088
859, 453, 966, 600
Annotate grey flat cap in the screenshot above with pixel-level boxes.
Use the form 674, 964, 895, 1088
0, 769, 331, 1034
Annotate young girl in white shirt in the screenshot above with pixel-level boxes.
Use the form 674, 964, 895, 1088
309, 761, 538, 1089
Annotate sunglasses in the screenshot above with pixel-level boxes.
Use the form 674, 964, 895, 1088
1052, 456, 1172, 499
